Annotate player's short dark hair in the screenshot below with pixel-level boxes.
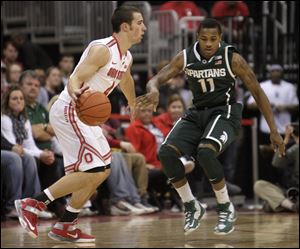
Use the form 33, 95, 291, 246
111, 6, 141, 33
197, 18, 222, 34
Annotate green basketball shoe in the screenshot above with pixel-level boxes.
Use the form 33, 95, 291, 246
214, 202, 237, 235
183, 199, 206, 235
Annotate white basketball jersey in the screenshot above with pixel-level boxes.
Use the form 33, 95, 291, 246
59, 35, 132, 102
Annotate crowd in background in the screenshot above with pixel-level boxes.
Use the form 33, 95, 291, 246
1, 1, 299, 220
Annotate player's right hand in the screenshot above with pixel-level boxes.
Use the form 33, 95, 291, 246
69, 84, 90, 102
135, 90, 159, 112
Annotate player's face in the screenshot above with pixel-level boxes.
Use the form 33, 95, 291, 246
168, 100, 184, 122
129, 12, 146, 44
137, 105, 153, 124
9, 90, 25, 115
197, 28, 222, 59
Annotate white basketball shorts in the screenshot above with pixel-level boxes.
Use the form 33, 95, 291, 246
49, 99, 111, 174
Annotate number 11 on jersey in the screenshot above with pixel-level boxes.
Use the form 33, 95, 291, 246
198, 78, 215, 93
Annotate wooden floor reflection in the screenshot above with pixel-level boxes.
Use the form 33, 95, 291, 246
1, 211, 299, 248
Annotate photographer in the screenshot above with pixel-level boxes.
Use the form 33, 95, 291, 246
254, 123, 299, 212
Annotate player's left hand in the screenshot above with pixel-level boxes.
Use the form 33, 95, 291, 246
270, 131, 286, 157
135, 90, 159, 112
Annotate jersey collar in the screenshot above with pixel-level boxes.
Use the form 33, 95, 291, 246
112, 35, 123, 60
194, 42, 222, 63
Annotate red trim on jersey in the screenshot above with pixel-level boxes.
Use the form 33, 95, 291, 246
112, 35, 122, 59
65, 103, 112, 173
106, 38, 115, 47
103, 81, 116, 96
108, 41, 116, 48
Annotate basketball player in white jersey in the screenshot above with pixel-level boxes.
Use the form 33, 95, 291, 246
14, 6, 146, 243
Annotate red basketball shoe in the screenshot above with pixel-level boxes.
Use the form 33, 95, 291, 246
48, 219, 95, 243
15, 198, 46, 239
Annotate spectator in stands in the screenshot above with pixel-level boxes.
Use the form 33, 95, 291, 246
102, 123, 156, 208
11, 33, 52, 70
1, 133, 43, 218
2, 40, 19, 68
254, 123, 299, 213
125, 104, 170, 208
247, 63, 299, 182
1, 62, 8, 97
42, 66, 64, 106
1, 85, 55, 218
19, 70, 66, 217
211, 1, 249, 18
34, 68, 49, 108
155, 61, 192, 114
58, 54, 75, 86
211, 1, 249, 42
108, 152, 156, 215
6, 62, 22, 85
159, 1, 203, 32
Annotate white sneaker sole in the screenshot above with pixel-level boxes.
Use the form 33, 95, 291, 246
14, 200, 38, 239
48, 231, 96, 243
214, 226, 235, 235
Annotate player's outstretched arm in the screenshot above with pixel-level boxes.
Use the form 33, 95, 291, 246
136, 51, 184, 111
119, 62, 137, 122
67, 45, 110, 101
231, 53, 285, 157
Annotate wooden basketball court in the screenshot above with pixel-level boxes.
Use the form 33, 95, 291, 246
1, 210, 299, 248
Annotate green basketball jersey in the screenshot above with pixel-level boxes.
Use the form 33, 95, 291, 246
183, 41, 238, 108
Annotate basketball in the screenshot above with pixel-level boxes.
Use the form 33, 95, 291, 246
75, 90, 111, 126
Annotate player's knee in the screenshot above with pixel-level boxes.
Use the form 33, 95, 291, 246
197, 147, 223, 184
197, 147, 216, 164
158, 144, 185, 182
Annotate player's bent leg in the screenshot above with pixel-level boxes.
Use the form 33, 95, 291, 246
197, 144, 237, 235
159, 144, 206, 235
48, 167, 110, 243
158, 144, 185, 183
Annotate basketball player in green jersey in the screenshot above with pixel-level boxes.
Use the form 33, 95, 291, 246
136, 18, 285, 235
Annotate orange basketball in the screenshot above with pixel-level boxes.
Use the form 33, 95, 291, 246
75, 90, 111, 126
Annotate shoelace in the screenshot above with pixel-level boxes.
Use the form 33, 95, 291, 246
218, 211, 230, 223
184, 210, 194, 224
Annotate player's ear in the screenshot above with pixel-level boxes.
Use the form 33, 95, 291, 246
120, 22, 130, 32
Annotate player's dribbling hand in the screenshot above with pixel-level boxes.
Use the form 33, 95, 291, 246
69, 84, 90, 106
135, 90, 159, 112
270, 131, 286, 157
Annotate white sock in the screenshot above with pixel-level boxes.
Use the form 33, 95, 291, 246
176, 182, 195, 203
214, 185, 230, 204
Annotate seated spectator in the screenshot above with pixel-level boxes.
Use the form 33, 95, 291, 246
102, 123, 156, 208
254, 123, 299, 213
11, 33, 52, 70
211, 1, 249, 42
2, 40, 19, 68
108, 152, 157, 215
159, 1, 203, 32
1, 133, 47, 218
153, 94, 185, 137
1, 62, 8, 97
43, 67, 64, 104
157, 72, 192, 114
34, 68, 48, 108
6, 62, 22, 85
58, 54, 75, 86
125, 104, 170, 207
1, 85, 55, 218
